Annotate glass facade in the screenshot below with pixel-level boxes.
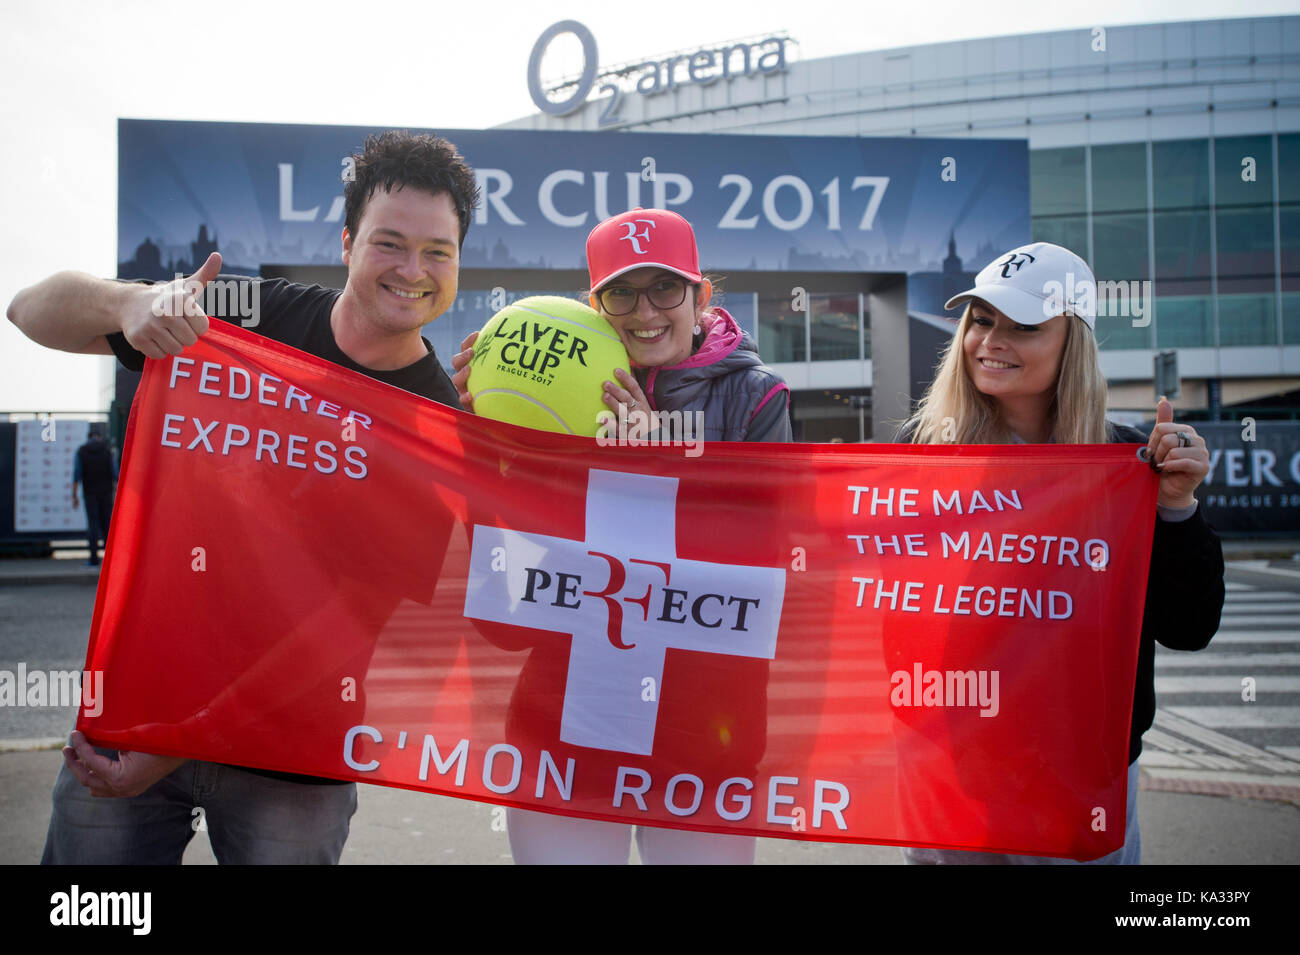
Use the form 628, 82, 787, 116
1090, 143, 1151, 350
810, 292, 862, 361
1030, 132, 1294, 352
1153, 139, 1213, 348
1029, 147, 1089, 276
757, 292, 807, 363
717, 288, 757, 340
1216, 134, 1276, 346
757, 290, 866, 364
1282, 134, 1300, 345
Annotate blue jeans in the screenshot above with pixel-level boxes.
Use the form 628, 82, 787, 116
41, 748, 357, 865
901, 760, 1142, 865
82, 489, 113, 563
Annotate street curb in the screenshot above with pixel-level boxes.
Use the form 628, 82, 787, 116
1140, 770, 1300, 805
0, 575, 101, 587
0, 738, 66, 753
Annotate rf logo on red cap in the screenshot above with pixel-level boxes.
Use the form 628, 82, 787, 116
619, 218, 656, 254
587, 208, 703, 290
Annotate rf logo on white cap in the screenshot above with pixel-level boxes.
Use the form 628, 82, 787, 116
945, 242, 1097, 330
996, 251, 1036, 277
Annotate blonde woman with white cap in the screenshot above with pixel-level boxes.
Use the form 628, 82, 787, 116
898, 242, 1225, 864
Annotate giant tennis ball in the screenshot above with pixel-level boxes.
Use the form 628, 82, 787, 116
467, 296, 631, 436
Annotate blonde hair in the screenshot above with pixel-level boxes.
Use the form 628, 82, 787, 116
904, 304, 1108, 445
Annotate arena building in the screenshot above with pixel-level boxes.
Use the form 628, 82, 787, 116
498, 15, 1300, 437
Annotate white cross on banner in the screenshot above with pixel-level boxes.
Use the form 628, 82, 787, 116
464, 468, 786, 755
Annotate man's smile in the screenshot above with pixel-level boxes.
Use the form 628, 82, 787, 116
383, 284, 432, 300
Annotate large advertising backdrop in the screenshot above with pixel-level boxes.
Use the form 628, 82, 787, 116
117, 119, 1029, 359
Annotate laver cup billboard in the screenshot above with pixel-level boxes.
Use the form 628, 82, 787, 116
79, 322, 1161, 860
117, 120, 1028, 296
1193, 421, 1300, 534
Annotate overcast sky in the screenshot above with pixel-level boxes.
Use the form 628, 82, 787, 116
1, 0, 1291, 413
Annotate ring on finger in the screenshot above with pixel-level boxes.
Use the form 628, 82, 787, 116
1177, 431, 1192, 448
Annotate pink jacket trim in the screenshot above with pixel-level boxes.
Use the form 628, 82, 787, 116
748, 382, 789, 424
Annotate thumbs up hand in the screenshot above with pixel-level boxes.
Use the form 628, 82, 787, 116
1146, 396, 1209, 508
121, 252, 222, 359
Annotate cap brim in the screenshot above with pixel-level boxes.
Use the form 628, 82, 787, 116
591, 261, 704, 291
944, 284, 1055, 326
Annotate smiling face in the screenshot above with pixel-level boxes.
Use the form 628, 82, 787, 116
340, 185, 460, 337
590, 267, 710, 368
962, 300, 1068, 406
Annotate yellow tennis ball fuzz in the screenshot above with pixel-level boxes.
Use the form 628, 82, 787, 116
467, 296, 631, 436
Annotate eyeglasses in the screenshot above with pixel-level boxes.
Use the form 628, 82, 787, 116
596, 278, 690, 316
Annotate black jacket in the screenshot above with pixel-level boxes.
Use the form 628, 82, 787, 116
1110, 423, 1224, 762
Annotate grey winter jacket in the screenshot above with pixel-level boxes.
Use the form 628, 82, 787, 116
638, 308, 791, 443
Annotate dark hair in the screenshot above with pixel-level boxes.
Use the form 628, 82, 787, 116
343, 131, 480, 247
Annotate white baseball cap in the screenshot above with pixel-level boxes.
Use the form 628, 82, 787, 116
944, 242, 1097, 330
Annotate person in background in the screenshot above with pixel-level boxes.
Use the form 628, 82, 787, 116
72, 423, 117, 568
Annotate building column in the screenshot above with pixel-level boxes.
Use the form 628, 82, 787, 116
869, 278, 909, 441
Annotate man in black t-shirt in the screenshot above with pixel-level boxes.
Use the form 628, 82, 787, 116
8, 130, 480, 864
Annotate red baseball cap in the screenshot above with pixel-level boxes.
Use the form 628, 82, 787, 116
586, 208, 703, 291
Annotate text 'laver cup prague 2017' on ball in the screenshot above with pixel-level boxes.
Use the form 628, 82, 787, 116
467, 296, 630, 436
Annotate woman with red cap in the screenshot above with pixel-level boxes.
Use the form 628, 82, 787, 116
452, 208, 790, 863
580, 207, 791, 445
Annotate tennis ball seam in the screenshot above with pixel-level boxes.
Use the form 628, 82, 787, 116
472, 388, 578, 434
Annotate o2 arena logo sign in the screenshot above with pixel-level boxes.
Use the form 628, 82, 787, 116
527, 20, 791, 127
464, 469, 786, 755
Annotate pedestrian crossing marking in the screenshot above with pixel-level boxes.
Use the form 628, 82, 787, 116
1156, 675, 1300, 692
1165, 705, 1300, 730
1155, 652, 1300, 668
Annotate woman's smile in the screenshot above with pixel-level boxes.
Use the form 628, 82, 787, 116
963, 304, 1066, 401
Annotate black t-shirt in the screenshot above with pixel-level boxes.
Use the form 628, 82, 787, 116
76, 440, 116, 493
107, 276, 460, 784
107, 277, 459, 406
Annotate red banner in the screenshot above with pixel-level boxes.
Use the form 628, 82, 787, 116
81, 321, 1157, 859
